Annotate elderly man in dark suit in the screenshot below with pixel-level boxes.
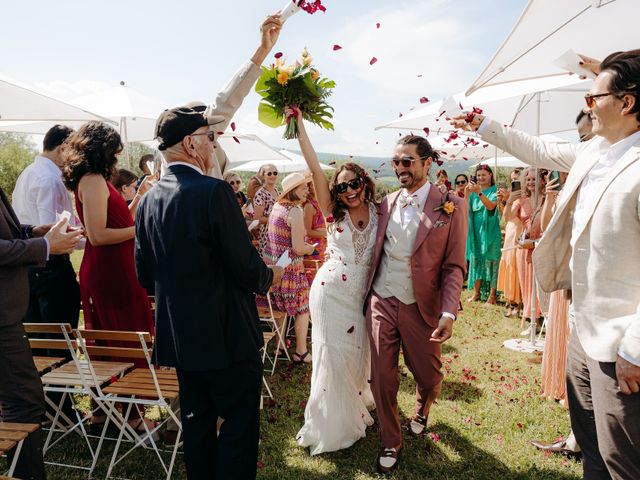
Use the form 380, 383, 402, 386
0, 187, 81, 480
134, 16, 284, 480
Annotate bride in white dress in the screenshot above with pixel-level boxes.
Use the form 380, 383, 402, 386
293, 115, 377, 455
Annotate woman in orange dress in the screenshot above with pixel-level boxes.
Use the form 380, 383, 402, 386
497, 169, 524, 317
504, 167, 544, 332
539, 171, 570, 402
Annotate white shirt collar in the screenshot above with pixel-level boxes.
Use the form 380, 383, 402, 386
35, 155, 61, 173
599, 130, 640, 161
167, 161, 204, 176
401, 181, 430, 207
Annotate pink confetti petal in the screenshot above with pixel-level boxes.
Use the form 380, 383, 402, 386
419, 97, 429, 104
347, 325, 354, 333
423, 127, 430, 136
332, 44, 342, 51
274, 52, 283, 59
230, 122, 236, 131
369, 57, 378, 65
376, 22, 381, 29
342, 274, 347, 282
233, 136, 240, 144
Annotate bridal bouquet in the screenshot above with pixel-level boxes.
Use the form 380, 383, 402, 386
256, 48, 335, 139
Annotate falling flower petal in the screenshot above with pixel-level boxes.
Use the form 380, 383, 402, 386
419, 97, 429, 104
423, 127, 430, 136
369, 57, 378, 65
417, 74, 423, 77
233, 136, 240, 144
376, 22, 381, 29
231, 122, 236, 131
274, 52, 283, 59
347, 325, 354, 333
332, 44, 342, 51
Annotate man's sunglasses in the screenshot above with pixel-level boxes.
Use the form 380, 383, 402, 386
190, 131, 216, 142
265, 171, 278, 177
584, 92, 614, 109
335, 178, 363, 194
391, 155, 430, 168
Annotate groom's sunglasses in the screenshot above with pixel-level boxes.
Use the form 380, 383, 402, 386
335, 178, 363, 194
391, 155, 430, 168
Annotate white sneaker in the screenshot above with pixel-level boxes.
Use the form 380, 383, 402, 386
409, 414, 427, 435
377, 447, 399, 473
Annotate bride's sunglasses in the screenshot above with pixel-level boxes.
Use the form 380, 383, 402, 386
335, 178, 363, 194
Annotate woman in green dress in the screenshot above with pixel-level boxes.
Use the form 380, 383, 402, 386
465, 164, 502, 304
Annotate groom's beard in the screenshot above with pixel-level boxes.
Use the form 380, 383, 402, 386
397, 171, 420, 189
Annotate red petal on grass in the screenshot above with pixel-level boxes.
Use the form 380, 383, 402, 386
517, 422, 524, 429
347, 325, 355, 333
274, 52, 283, 59
257, 461, 265, 469
429, 433, 441, 442
230, 121, 236, 131
419, 97, 429, 104
423, 127, 430, 136
233, 136, 240, 144
333, 44, 342, 51
369, 57, 378, 65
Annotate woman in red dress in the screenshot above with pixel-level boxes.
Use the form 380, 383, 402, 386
62, 122, 155, 429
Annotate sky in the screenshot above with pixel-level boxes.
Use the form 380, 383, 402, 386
2, 0, 528, 157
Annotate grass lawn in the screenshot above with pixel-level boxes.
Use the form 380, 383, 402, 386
25, 255, 581, 479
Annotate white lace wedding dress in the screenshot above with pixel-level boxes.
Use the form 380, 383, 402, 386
296, 203, 377, 455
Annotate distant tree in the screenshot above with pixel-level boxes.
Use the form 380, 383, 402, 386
0, 133, 38, 201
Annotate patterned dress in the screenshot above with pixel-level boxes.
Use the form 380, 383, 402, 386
253, 186, 278, 258
304, 198, 327, 284
264, 202, 310, 316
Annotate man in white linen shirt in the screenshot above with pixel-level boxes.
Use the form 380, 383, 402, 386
452, 49, 640, 480
12, 125, 81, 329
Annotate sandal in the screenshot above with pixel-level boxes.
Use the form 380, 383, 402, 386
273, 349, 289, 360
292, 351, 312, 364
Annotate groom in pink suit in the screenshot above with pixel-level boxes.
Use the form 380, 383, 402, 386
365, 135, 468, 473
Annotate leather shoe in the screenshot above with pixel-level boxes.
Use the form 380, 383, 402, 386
377, 447, 400, 474
530, 439, 581, 460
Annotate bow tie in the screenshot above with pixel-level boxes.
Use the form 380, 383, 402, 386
398, 193, 419, 209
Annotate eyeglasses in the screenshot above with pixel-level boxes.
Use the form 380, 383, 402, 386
579, 133, 594, 143
391, 155, 430, 168
335, 178, 363, 194
584, 92, 614, 109
190, 131, 216, 142
229, 180, 241, 185
265, 171, 278, 177
455, 180, 467, 185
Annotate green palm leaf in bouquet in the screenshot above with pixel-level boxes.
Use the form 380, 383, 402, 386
255, 48, 335, 139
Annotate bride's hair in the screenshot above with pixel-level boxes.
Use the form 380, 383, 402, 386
328, 162, 377, 227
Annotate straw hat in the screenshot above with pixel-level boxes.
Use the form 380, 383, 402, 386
278, 171, 312, 200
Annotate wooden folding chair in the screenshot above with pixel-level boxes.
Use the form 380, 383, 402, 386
24, 323, 134, 475
257, 292, 289, 373
75, 329, 182, 480
0, 422, 39, 478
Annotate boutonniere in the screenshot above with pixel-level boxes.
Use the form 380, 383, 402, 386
434, 193, 456, 216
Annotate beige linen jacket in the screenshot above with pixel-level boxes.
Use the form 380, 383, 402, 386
481, 119, 640, 364
204, 60, 262, 179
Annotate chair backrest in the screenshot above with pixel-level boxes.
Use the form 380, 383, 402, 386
75, 329, 152, 361
75, 329, 165, 400
24, 323, 76, 353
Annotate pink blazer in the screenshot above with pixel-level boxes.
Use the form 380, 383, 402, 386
365, 185, 468, 326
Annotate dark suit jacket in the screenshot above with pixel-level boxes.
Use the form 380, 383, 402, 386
0, 187, 47, 328
134, 165, 273, 372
